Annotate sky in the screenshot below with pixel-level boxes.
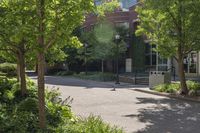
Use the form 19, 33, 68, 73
95, 0, 137, 9
120, 0, 137, 9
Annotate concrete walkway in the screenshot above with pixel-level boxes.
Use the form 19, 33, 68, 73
33, 76, 200, 133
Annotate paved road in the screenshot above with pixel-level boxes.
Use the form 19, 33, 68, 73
34, 76, 200, 133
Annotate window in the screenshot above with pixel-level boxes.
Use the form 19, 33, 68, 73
116, 22, 129, 29
157, 55, 168, 71
94, 0, 101, 5
145, 44, 168, 71
120, 0, 137, 9
145, 44, 157, 66
184, 52, 197, 73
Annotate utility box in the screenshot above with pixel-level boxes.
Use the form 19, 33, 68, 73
149, 71, 171, 89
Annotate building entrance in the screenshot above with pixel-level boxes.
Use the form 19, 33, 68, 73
184, 52, 198, 74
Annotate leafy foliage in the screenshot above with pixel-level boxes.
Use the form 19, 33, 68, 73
58, 115, 124, 133
136, 0, 200, 94
56, 71, 74, 76
95, 0, 120, 17
136, 0, 200, 57
0, 77, 123, 132
79, 22, 128, 63
154, 81, 200, 95
73, 72, 116, 82
0, 77, 74, 132
0, 63, 17, 77
154, 83, 180, 94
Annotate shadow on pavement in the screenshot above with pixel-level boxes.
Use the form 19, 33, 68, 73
30, 76, 148, 89
122, 97, 200, 133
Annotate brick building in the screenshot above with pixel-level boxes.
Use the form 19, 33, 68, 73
82, 0, 200, 78
82, 1, 143, 73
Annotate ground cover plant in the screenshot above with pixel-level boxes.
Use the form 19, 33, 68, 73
0, 63, 17, 77
154, 81, 200, 96
0, 77, 124, 133
73, 72, 116, 82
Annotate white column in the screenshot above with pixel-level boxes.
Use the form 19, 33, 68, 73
167, 58, 171, 70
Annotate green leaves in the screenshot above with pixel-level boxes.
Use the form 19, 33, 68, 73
95, 0, 120, 17
79, 21, 128, 62
136, 0, 200, 58
94, 21, 115, 43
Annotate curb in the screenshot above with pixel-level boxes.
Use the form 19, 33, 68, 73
134, 89, 200, 103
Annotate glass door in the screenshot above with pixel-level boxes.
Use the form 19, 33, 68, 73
157, 55, 168, 71
183, 52, 197, 73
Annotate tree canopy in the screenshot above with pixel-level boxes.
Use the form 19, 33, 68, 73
136, 0, 200, 94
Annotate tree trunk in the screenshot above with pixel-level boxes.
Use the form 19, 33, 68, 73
176, 0, 188, 95
177, 58, 188, 95
35, 62, 38, 73
101, 59, 104, 73
19, 51, 27, 96
17, 58, 20, 82
37, 52, 46, 129
37, 0, 46, 129
177, 47, 188, 95
101, 60, 104, 81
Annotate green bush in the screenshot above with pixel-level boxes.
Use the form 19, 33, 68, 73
0, 77, 123, 133
0, 77, 18, 103
45, 89, 75, 127
154, 83, 180, 93
0, 63, 17, 77
1, 111, 38, 133
57, 115, 124, 133
187, 80, 200, 91
154, 81, 200, 94
74, 72, 115, 82
0, 71, 6, 76
56, 71, 74, 76
17, 98, 38, 113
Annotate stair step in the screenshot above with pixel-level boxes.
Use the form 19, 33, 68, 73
119, 75, 149, 85
136, 78, 149, 85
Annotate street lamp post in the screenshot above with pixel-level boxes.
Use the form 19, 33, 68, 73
115, 34, 120, 85
84, 43, 88, 75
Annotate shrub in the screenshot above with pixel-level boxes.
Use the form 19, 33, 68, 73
56, 71, 74, 76
17, 98, 38, 113
45, 88, 75, 127
187, 80, 200, 91
154, 83, 180, 93
1, 111, 38, 133
57, 115, 124, 133
0, 71, 6, 76
154, 81, 200, 95
74, 72, 115, 82
0, 77, 123, 132
0, 63, 17, 77
0, 77, 18, 103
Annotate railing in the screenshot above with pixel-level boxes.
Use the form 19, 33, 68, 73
167, 66, 176, 81
133, 68, 150, 85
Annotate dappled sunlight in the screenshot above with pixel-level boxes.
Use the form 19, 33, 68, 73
123, 97, 200, 133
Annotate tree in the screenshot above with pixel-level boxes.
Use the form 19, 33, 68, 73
79, 22, 127, 73
35, 0, 93, 128
94, 22, 127, 73
78, 0, 125, 73
136, 0, 200, 95
95, 0, 120, 17
0, 0, 36, 96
